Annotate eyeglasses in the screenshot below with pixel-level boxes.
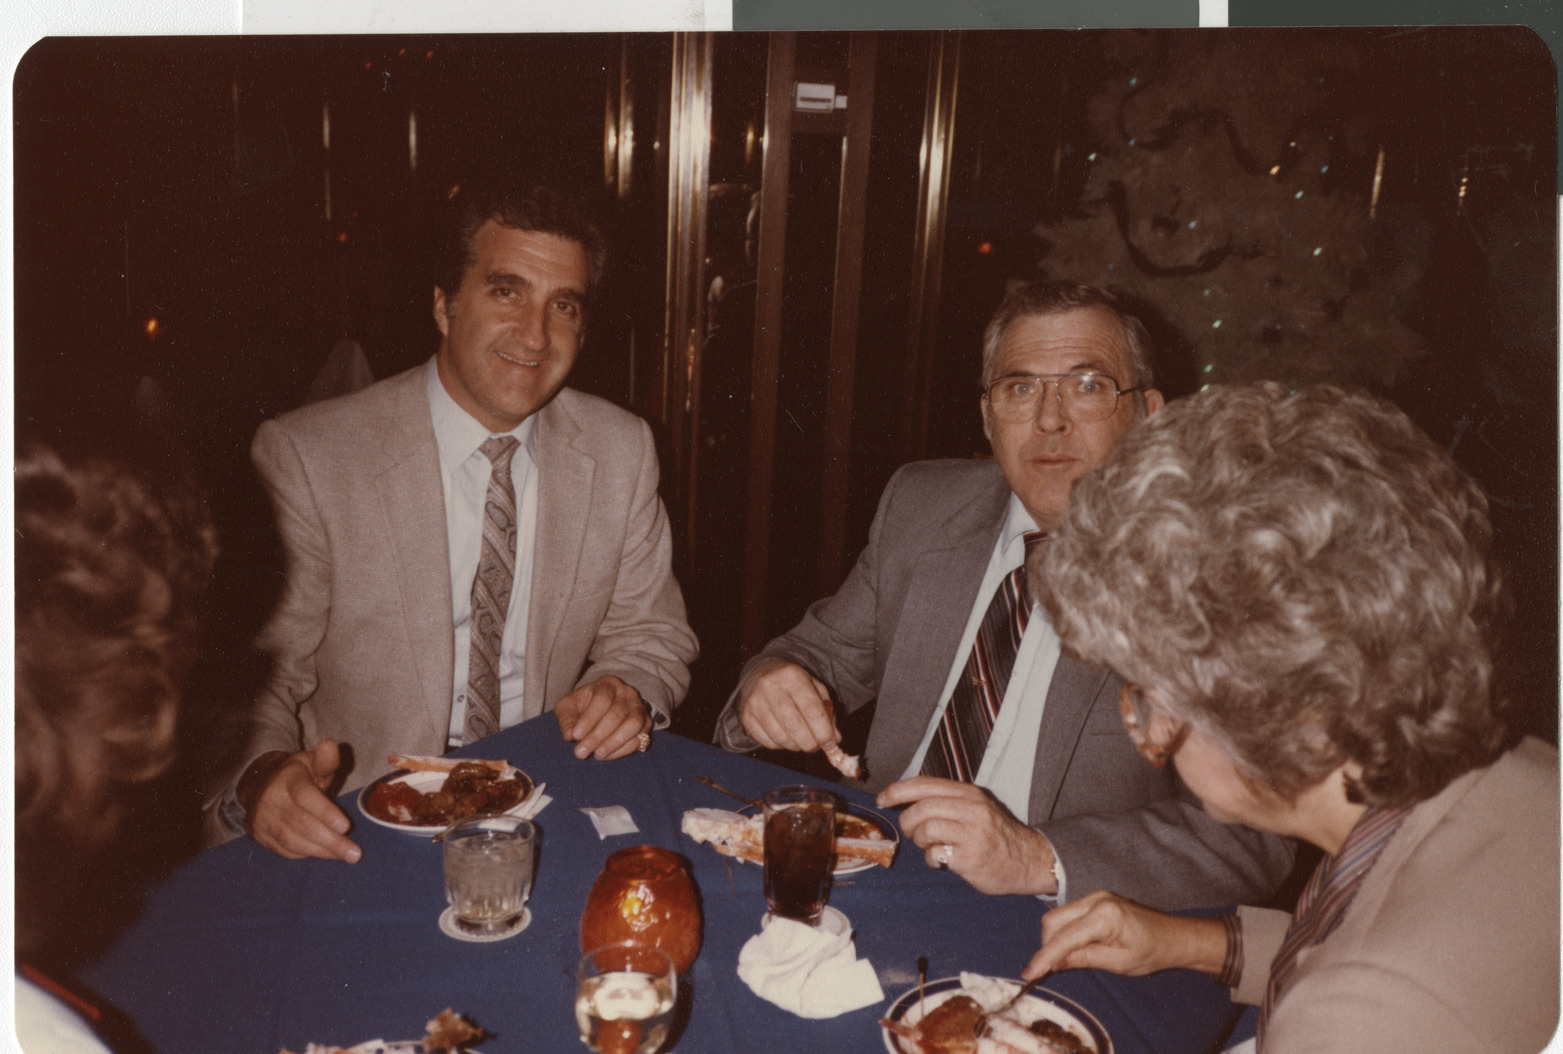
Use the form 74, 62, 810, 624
1118, 683, 1189, 767
983, 372, 1143, 423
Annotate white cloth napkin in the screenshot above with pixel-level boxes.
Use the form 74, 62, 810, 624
736, 909, 884, 1018
579, 804, 639, 839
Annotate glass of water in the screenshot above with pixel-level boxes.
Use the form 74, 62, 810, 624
575, 941, 676, 1054
442, 815, 535, 937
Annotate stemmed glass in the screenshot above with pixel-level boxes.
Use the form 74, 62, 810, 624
575, 941, 677, 1054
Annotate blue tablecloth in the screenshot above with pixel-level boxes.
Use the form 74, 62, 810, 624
83, 720, 1239, 1053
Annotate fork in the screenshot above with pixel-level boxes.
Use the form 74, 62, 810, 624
695, 775, 763, 808
976, 971, 1051, 1035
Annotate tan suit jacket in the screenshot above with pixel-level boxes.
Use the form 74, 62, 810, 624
213, 363, 696, 824
1234, 737, 1559, 1054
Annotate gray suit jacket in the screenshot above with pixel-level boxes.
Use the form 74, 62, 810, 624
1234, 738, 1558, 1053
717, 459, 1293, 909
213, 363, 697, 824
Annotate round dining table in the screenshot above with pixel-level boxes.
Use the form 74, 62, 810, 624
82, 718, 1244, 1053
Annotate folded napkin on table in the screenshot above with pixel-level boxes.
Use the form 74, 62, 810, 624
737, 909, 883, 1018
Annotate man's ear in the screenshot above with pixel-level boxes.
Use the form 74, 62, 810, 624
433, 286, 452, 336
979, 392, 993, 442
1143, 388, 1166, 416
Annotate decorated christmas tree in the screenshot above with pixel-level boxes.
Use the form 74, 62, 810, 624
1037, 33, 1427, 390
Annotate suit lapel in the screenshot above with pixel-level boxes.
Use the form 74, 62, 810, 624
871, 473, 1010, 781
1027, 654, 1114, 822
525, 395, 594, 719
371, 369, 455, 745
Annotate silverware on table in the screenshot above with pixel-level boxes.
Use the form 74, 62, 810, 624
695, 775, 763, 808
977, 971, 1051, 1035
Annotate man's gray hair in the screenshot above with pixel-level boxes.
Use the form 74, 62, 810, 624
980, 280, 1156, 392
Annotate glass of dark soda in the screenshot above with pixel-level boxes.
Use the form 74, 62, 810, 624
761, 785, 837, 925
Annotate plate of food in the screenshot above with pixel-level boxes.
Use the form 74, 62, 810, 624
680, 801, 898, 875
357, 755, 540, 836
880, 973, 1111, 1054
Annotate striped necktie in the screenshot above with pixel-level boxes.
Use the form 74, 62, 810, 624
462, 435, 521, 745
1258, 803, 1411, 1042
921, 530, 1047, 782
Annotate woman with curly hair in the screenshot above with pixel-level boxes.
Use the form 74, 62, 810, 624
1022, 383, 1557, 1053
15, 420, 218, 1052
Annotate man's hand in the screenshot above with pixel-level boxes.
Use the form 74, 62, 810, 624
246, 740, 361, 863
876, 776, 1057, 895
556, 675, 652, 761
737, 658, 840, 754
1022, 890, 1228, 980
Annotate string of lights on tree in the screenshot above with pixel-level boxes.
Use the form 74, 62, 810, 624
1035, 34, 1429, 392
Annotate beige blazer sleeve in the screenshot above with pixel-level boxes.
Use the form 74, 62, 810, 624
202, 367, 459, 843
526, 390, 697, 724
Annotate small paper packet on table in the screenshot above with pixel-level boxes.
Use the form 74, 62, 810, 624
580, 805, 639, 839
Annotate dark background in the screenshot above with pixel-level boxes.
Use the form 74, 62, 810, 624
13, 30, 1557, 882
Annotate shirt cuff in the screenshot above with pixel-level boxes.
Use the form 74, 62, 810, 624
715, 701, 761, 753
645, 699, 671, 731
1033, 834, 1067, 903
216, 785, 248, 837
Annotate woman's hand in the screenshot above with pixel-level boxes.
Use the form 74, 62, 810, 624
1023, 890, 1229, 980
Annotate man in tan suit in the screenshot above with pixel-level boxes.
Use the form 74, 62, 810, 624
212, 178, 697, 862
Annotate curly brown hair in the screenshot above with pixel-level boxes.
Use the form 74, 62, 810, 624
15, 422, 218, 959
1031, 382, 1508, 808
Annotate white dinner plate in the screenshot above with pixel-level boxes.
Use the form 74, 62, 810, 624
356, 766, 539, 837
739, 801, 899, 875
880, 974, 1112, 1054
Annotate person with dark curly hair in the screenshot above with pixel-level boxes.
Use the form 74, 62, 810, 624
15, 422, 218, 1052
1023, 382, 1558, 1053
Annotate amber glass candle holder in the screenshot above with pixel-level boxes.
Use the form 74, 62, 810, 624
580, 846, 701, 974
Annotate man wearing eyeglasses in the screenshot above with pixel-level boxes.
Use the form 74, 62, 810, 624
716, 280, 1294, 909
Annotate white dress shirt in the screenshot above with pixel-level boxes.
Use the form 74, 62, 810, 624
900, 493, 1070, 897
426, 361, 541, 747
